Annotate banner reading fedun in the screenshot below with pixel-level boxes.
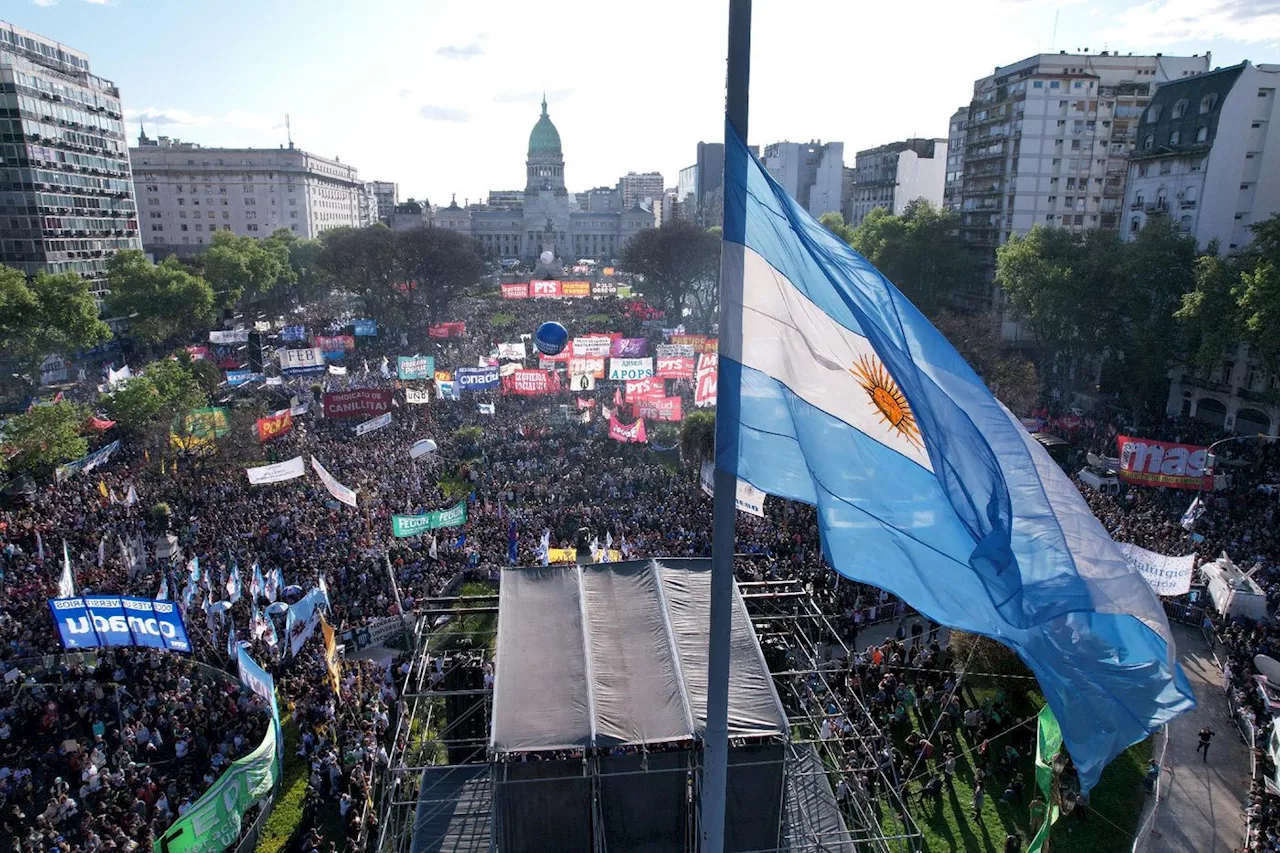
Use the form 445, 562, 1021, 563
392, 502, 468, 537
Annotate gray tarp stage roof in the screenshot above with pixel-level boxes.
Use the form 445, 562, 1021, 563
491, 557, 787, 752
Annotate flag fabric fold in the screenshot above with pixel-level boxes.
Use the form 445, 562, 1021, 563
715, 123, 1193, 791
58, 540, 76, 598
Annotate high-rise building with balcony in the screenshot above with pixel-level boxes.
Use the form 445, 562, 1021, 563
617, 171, 664, 210
367, 180, 398, 223
1123, 61, 1280, 252
0, 21, 141, 301
957, 51, 1210, 253
943, 107, 968, 212
761, 140, 844, 219
847, 138, 947, 228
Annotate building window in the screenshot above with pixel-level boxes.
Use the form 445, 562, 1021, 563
1200, 93, 1218, 114
1050, 81, 1061, 89
1171, 98, 1188, 119
1143, 134, 1154, 150
1190, 158, 1204, 172
1033, 80, 1043, 89
1146, 104, 1162, 122
1138, 163, 1149, 177
176, 198, 185, 206
180, 224, 188, 231
1130, 216, 1141, 233
1169, 130, 1180, 145
247, 224, 259, 232
1160, 160, 1172, 175
1196, 126, 1208, 143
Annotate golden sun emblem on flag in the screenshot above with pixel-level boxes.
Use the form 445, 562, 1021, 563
850, 354, 923, 448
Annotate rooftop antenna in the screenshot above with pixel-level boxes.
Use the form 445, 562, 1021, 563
285, 113, 293, 149
1051, 9, 1059, 51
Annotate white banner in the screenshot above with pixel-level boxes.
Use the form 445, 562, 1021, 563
355, 412, 392, 436
328, 364, 348, 375
570, 373, 596, 391
499, 362, 519, 377
1118, 542, 1196, 597
246, 456, 305, 485
573, 336, 613, 357
608, 357, 654, 381
498, 342, 526, 361
699, 460, 767, 517
210, 329, 250, 344
656, 344, 696, 359
107, 365, 133, 388
478, 403, 495, 415
311, 456, 357, 508
405, 387, 431, 405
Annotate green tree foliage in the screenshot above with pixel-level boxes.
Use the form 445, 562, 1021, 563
0, 265, 110, 378
1, 401, 90, 476
1175, 251, 1240, 372
818, 211, 855, 244
102, 375, 163, 436
848, 200, 979, 317
394, 226, 486, 327
106, 251, 215, 347
619, 220, 721, 329
931, 312, 1039, 413
103, 356, 209, 440
201, 230, 295, 308
680, 410, 716, 465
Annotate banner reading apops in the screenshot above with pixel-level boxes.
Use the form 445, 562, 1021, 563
256, 409, 293, 442
392, 502, 468, 537
506, 369, 558, 395
397, 355, 435, 380
322, 388, 391, 419
608, 357, 654, 381
1115, 434, 1214, 490
501, 283, 530, 299
49, 596, 191, 652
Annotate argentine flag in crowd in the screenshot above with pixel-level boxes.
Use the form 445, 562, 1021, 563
716, 125, 1193, 792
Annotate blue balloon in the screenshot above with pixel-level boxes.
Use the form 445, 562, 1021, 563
534, 321, 568, 356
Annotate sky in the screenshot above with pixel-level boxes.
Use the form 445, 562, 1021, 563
7, 0, 1280, 207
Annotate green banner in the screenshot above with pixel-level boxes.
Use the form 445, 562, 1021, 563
1028, 705, 1063, 853
392, 502, 467, 537
397, 355, 435, 380
155, 720, 278, 853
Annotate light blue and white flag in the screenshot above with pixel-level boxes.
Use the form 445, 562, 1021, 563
58, 540, 76, 598
715, 125, 1193, 792
251, 562, 266, 601
156, 571, 169, 601
226, 555, 242, 605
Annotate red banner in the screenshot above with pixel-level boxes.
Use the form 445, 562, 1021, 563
695, 368, 717, 409
506, 369, 558, 395
576, 398, 596, 410
256, 409, 293, 442
314, 334, 356, 352
530, 280, 561, 298
696, 337, 718, 354
322, 389, 392, 419
428, 322, 466, 339
636, 396, 683, 422
609, 415, 648, 443
185, 345, 211, 361
669, 334, 707, 348
656, 356, 695, 380
560, 280, 591, 297
1115, 434, 1214, 490
625, 377, 665, 401
501, 283, 529, 299
569, 357, 606, 378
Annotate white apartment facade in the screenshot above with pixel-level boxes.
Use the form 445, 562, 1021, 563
943, 107, 967, 212
358, 182, 379, 227
761, 140, 844, 218
129, 136, 361, 255
367, 180, 397, 223
847, 138, 947, 227
617, 171, 664, 210
1123, 61, 1280, 251
958, 51, 1210, 251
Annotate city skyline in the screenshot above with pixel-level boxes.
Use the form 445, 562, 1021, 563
9, 0, 1280, 208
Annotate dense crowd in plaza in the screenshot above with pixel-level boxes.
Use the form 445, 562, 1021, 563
2, 283, 1278, 852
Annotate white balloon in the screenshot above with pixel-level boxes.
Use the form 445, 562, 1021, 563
539, 250, 554, 265
409, 438, 437, 459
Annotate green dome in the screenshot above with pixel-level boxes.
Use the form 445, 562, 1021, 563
528, 96, 562, 157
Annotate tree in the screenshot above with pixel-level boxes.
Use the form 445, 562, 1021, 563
619, 220, 720, 330
102, 375, 163, 436
201, 230, 295, 308
394, 226, 485, 328
818, 211, 855, 244
106, 251, 216, 348
1175, 250, 1241, 372
931, 312, 1039, 413
102, 356, 209, 443
848, 201, 980, 317
317, 225, 399, 316
0, 401, 90, 476
0, 266, 111, 381
1237, 260, 1280, 368
680, 410, 716, 465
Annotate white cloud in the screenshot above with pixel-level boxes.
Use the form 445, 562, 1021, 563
438, 43, 483, 60
124, 107, 283, 135
1100, 0, 1280, 45
82, 0, 113, 5
30, 0, 59, 6
125, 107, 210, 127
419, 105, 469, 122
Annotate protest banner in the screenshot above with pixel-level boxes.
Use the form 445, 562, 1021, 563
279, 347, 325, 373
1117, 543, 1196, 597
405, 387, 431, 405
354, 412, 392, 437
698, 460, 767, 517
437, 381, 460, 401
397, 355, 435, 380
656, 356, 696, 380
280, 325, 306, 342
314, 334, 356, 352
608, 415, 648, 443
611, 338, 648, 357
478, 403, 495, 415
392, 502, 468, 537
530, 280, 561, 298
570, 374, 596, 391
669, 333, 707, 348
184, 345, 212, 360
209, 329, 250, 344
246, 457, 305, 485
311, 456, 357, 508
572, 336, 612, 357
507, 369, 558, 395
322, 389, 391, 419
498, 342, 527, 360
591, 281, 617, 296
427, 322, 466, 339
457, 366, 500, 391
637, 396, 683, 422
560, 280, 591, 297
171, 407, 230, 451
49, 596, 191, 652
608, 357, 654, 381
1116, 435, 1214, 490
55, 439, 120, 483
434, 370, 452, 382
353, 318, 377, 336
501, 283, 529, 299
569, 357, 606, 378
695, 369, 717, 408
256, 410, 293, 442
625, 377, 665, 401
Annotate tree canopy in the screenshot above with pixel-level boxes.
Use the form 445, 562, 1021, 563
0, 265, 111, 381
201, 229, 295, 308
0, 401, 91, 476
106, 251, 216, 348
619, 220, 720, 330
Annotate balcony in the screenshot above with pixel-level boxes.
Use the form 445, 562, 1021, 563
1129, 200, 1145, 210
1185, 375, 1232, 394
1180, 199, 1197, 209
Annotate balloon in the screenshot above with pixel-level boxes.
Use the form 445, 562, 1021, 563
539, 250, 554, 265
534, 321, 568, 356
409, 438, 437, 459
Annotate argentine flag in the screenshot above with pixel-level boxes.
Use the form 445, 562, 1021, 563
716, 125, 1193, 791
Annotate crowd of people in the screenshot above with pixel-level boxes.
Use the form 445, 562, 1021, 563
2, 279, 1278, 852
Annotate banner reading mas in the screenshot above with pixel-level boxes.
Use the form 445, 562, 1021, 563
1116, 434, 1215, 490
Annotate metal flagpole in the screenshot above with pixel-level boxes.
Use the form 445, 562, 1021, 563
703, 2, 751, 851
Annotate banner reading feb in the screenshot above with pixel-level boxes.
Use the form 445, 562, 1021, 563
1116, 434, 1215, 490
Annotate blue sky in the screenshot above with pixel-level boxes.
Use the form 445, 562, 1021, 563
8, 0, 1280, 206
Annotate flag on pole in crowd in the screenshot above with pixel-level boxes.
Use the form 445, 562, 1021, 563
621, 534, 632, 560
108, 487, 119, 505
384, 554, 405, 614
226, 556, 242, 605
380, 356, 391, 379
98, 480, 108, 499
1180, 496, 1206, 531
713, 122, 1193, 791
58, 540, 76, 598
251, 603, 266, 640
265, 611, 279, 648
318, 573, 331, 608
124, 484, 138, 507
156, 571, 169, 601
539, 529, 550, 567
227, 622, 237, 660
429, 534, 438, 561
251, 562, 266, 601
271, 566, 285, 603
181, 577, 195, 612
507, 519, 518, 565
35, 530, 43, 564
97, 536, 105, 569
132, 533, 148, 577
